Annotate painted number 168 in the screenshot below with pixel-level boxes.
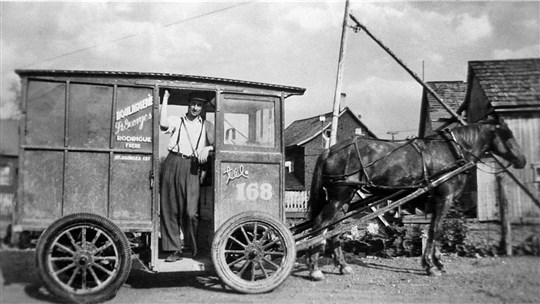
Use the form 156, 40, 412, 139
235, 183, 273, 201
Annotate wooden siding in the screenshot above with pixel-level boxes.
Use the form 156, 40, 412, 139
477, 115, 540, 222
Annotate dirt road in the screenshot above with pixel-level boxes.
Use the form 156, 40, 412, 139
1, 248, 539, 303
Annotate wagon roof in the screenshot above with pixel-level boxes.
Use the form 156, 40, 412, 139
15, 69, 306, 95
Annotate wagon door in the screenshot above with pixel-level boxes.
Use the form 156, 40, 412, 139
214, 92, 284, 230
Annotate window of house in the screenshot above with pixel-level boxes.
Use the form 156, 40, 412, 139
0, 163, 12, 186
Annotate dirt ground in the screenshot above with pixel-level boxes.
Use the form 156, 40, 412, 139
1, 247, 539, 304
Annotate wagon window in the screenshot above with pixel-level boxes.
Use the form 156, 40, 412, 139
26, 80, 66, 147
222, 97, 275, 148
68, 84, 113, 148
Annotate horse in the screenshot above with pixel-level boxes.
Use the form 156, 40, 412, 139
306, 116, 526, 280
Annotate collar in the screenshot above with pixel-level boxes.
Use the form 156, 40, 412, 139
183, 114, 203, 123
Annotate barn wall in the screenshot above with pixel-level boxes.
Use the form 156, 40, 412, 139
477, 114, 540, 223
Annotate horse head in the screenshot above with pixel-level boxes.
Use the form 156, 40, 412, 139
484, 116, 527, 169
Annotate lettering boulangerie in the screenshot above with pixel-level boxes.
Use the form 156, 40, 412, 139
116, 94, 153, 120
115, 94, 153, 135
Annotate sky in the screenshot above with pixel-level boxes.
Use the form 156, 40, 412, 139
1, 1, 539, 139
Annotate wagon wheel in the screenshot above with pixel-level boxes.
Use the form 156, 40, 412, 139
212, 212, 296, 294
35, 213, 132, 304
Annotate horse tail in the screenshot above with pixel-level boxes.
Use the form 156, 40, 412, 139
307, 149, 329, 221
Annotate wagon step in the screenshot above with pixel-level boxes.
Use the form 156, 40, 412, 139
152, 256, 212, 272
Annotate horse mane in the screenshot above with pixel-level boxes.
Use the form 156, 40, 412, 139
450, 123, 490, 149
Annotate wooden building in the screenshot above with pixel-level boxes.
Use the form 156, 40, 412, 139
0, 119, 19, 219
418, 81, 467, 137
417, 81, 477, 217
458, 58, 540, 223
283, 107, 376, 217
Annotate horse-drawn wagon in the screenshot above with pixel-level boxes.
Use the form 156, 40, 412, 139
12, 69, 304, 302
11, 69, 526, 303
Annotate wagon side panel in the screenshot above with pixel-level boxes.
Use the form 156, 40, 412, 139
17, 77, 155, 230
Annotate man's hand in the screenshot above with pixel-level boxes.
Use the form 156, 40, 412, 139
198, 146, 213, 163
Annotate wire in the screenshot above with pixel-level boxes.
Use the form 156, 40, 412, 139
21, 1, 255, 68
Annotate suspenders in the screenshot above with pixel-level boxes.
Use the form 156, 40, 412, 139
172, 117, 205, 157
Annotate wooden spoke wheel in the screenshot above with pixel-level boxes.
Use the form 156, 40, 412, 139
212, 212, 296, 294
36, 213, 132, 304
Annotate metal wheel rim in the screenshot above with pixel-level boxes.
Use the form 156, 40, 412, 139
223, 221, 289, 283
46, 224, 121, 294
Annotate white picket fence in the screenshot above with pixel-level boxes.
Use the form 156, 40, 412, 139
284, 191, 308, 213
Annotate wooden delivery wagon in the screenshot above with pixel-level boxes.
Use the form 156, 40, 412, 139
11, 69, 305, 303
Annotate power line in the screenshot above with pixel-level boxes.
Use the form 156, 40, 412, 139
22, 1, 255, 68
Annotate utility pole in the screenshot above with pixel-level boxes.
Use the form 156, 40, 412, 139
387, 131, 398, 142
330, 0, 350, 147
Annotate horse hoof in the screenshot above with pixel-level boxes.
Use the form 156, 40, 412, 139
310, 270, 325, 281
427, 267, 443, 277
340, 265, 353, 275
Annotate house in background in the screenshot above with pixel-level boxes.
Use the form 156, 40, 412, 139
0, 119, 19, 219
417, 81, 477, 218
458, 58, 540, 223
418, 81, 467, 137
283, 107, 377, 218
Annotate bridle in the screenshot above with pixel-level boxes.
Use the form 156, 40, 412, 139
445, 122, 513, 175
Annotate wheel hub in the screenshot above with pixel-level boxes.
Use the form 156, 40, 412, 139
75, 242, 98, 266
245, 243, 263, 261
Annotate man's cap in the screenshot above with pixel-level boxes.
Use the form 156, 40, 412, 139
188, 91, 209, 103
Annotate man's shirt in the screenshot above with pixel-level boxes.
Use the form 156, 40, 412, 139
164, 115, 213, 156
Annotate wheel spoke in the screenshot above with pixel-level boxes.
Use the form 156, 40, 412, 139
81, 265, 87, 290
82, 227, 87, 246
237, 259, 251, 277
262, 238, 280, 250
226, 255, 247, 267
258, 261, 269, 278
93, 240, 113, 255
262, 256, 281, 270
92, 261, 114, 276
54, 243, 76, 255
67, 265, 81, 286
88, 266, 102, 286
91, 230, 102, 246
265, 251, 284, 257
88, 267, 102, 286
51, 256, 76, 262
66, 231, 79, 249
250, 261, 256, 281
253, 223, 258, 242
93, 256, 118, 262
229, 235, 247, 248
240, 226, 251, 245
54, 262, 77, 276
224, 249, 245, 254
259, 228, 271, 243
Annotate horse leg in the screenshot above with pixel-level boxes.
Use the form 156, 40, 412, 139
308, 187, 354, 280
422, 189, 453, 276
330, 235, 353, 275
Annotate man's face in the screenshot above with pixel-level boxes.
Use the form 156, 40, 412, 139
187, 99, 205, 118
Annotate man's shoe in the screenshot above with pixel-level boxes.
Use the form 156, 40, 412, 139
165, 251, 183, 262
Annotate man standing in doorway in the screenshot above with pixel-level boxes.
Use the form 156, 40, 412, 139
160, 90, 214, 261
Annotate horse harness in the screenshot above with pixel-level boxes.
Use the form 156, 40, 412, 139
322, 132, 470, 190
